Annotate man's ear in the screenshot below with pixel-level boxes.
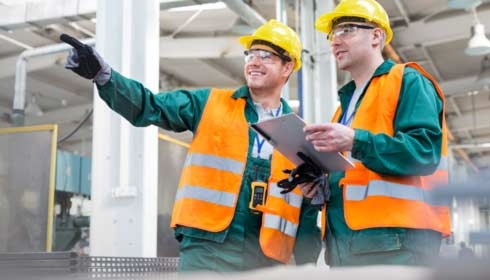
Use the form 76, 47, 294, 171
282, 61, 294, 77
372, 28, 383, 47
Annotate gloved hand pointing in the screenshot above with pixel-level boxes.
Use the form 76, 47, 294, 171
60, 33, 111, 85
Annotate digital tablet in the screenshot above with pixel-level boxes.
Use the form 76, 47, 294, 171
250, 113, 354, 172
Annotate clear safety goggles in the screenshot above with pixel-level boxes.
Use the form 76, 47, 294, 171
244, 49, 291, 64
327, 23, 375, 42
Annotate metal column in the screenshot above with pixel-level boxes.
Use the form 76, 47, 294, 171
91, 0, 159, 257
300, 0, 338, 123
276, 0, 290, 100
299, 0, 315, 123
314, 0, 338, 123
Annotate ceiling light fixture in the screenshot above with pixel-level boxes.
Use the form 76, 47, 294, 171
167, 2, 226, 12
464, 6, 490, 56
477, 55, 490, 86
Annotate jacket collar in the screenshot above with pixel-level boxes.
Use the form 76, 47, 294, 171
338, 59, 396, 97
232, 85, 293, 114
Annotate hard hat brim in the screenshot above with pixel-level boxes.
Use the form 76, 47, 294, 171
238, 34, 302, 71
315, 12, 393, 44
239, 35, 256, 49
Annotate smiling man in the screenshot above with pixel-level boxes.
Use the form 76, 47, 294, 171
60, 20, 321, 272
301, 0, 451, 267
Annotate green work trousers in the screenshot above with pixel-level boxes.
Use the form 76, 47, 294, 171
325, 205, 443, 266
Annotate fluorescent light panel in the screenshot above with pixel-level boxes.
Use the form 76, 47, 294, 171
167, 2, 226, 12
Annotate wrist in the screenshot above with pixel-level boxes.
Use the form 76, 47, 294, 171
94, 65, 112, 86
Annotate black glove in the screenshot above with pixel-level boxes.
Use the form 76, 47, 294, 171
60, 33, 111, 84
277, 152, 329, 203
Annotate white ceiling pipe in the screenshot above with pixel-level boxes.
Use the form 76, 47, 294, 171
221, 0, 266, 28
11, 37, 95, 126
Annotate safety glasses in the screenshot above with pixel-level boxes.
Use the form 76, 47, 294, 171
244, 49, 291, 64
327, 23, 375, 42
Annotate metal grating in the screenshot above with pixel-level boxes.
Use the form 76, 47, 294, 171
0, 251, 179, 279
78, 256, 180, 273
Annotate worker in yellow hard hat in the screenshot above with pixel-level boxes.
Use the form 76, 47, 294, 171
60, 20, 321, 272
300, 0, 451, 267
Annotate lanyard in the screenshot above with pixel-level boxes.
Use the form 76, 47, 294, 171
340, 109, 356, 125
255, 105, 282, 157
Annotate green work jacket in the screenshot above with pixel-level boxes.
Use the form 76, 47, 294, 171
97, 70, 322, 271
327, 59, 444, 266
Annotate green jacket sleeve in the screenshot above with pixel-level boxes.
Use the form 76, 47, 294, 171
293, 201, 322, 264
351, 68, 443, 176
96, 70, 210, 133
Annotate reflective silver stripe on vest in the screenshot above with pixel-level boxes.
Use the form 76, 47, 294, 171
184, 153, 244, 175
350, 156, 445, 168
345, 180, 446, 206
175, 185, 236, 207
263, 213, 298, 237
268, 183, 302, 209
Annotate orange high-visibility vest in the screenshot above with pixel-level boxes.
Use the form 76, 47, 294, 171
331, 63, 451, 236
170, 88, 303, 263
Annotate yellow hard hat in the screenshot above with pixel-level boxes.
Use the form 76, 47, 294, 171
315, 0, 393, 44
239, 19, 302, 71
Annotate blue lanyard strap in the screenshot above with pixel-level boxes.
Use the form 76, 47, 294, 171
340, 109, 355, 125
254, 104, 282, 156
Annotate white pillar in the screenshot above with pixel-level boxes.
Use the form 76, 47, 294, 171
299, 0, 315, 123
90, 0, 159, 257
314, 0, 338, 123
300, 0, 338, 123
276, 0, 290, 100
